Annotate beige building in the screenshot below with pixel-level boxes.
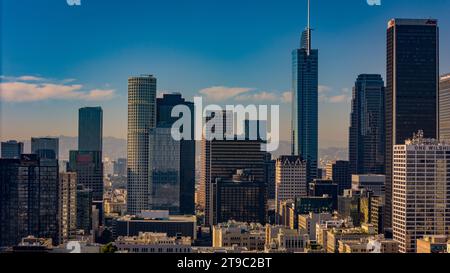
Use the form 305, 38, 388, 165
393, 132, 450, 253
59, 172, 77, 244
212, 221, 266, 251
326, 224, 377, 253
275, 156, 307, 212
115, 232, 192, 253
338, 236, 399, 253
417, 235, 449, 253
265, 225, 309, 253
298, 212, 333, 240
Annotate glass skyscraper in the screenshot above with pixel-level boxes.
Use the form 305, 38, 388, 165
127, 75, 157, 215
78, 107, 103, 152
292, 0, 318, 184
385, 19, 439, 230
31, 137, 59, 160
349, 74, 385, 175
156, 93, 195, 215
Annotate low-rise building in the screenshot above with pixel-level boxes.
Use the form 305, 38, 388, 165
417, 236, 449, 253
265, 225, 309, 253
212, 221, 265, 251
326, 224, 377, 253
298, 213, 333, 240
115, 232, 192, 253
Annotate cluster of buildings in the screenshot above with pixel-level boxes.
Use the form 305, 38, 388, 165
1, 1, 450, 254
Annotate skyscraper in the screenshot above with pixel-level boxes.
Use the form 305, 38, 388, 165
292, 0, 318, 185
156, 93, 195, 215
211, 170, 267, 225
31, 137, 59, 160
0, 155, 59, 247
1, 140, 23, 159
385, 19, 439, 229
275, 156, 307, 212
349, 74, 385, 175
59, 172, 77, 243
326, 161, 351, 195
127, 75, 157, 215
439, 74, 450, 140
78, 107, 103, 152
392, 132, 450, 253
149, 126, 181, 214
68, 151, 103, 202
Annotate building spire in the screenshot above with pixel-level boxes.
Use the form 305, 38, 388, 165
301, 0, 312, 55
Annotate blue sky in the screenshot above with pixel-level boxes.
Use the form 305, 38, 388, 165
1, 0, 449, 148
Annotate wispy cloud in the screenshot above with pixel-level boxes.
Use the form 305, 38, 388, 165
198, 86, 291, 104
0, 75, 116, 102
199, 86, 254, 102
319, 86, 351, 104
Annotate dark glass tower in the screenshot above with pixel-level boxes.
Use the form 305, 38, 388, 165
385, 19, 439, 230
31, 137, 59, 160
78, 107, 103, 152
156, 93, 195, 215
349, 74, 385, 175
0, 155, 59, 247
292, 0, 318, 185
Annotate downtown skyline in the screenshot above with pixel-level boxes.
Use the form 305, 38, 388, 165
1, 0, 450, 149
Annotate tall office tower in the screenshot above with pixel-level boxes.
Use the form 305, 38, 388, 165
326, 161, 351, 195
275, 156, 307, 212
392, 132, 450, 253
385, 19, 439, 229
264, 153, 276, 200
351, 174, 385, 197
0, 155, 59, 247
349, 74, 385, 175
439, 74, 450, 140
59, 172, 77, 243
1, 140, 23, 159
156, 93, 195, 215
149, 127, 181, 214
292, 0, 318, 185
211, 170, 267, 225
68, 151, 103, 202
203, 140, 267, 226
78, 107, 103, 152
76, 184, 93, 234
31, 137, 59, 160
127, 75, 157, 215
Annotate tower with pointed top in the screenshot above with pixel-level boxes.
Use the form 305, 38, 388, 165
292, 0, 318, 185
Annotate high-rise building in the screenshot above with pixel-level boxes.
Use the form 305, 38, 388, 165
385, 19, 439, 229
439, 73, 450, 140
351, 174, 385, 196
149, 126, 181, 214
292, 0, 318, 185
349, 74, 385, 175
76, 184, 93, 234
309, 179, 338, 210
127, 75, 157, 215
78, 107, 103, 152
31, 137, 59, 160
1, 140, 23, 159
392, 132, 450, 253
275, 156, 307, 212
59, 172, 77, 243
68, 151, 103, 202
264, 153, 276, 200
211, 170, 267, 225
0, 155, 59, 247
156, 93, 195, 215
202, 139, 267, 226
326, 161, 351, 195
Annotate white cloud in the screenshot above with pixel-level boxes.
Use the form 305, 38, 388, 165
319, 86, 351, 104
199, 86, 254, 102
235, 91, 278, 102
281, 92, 292, 103
0, 76, 116, 102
